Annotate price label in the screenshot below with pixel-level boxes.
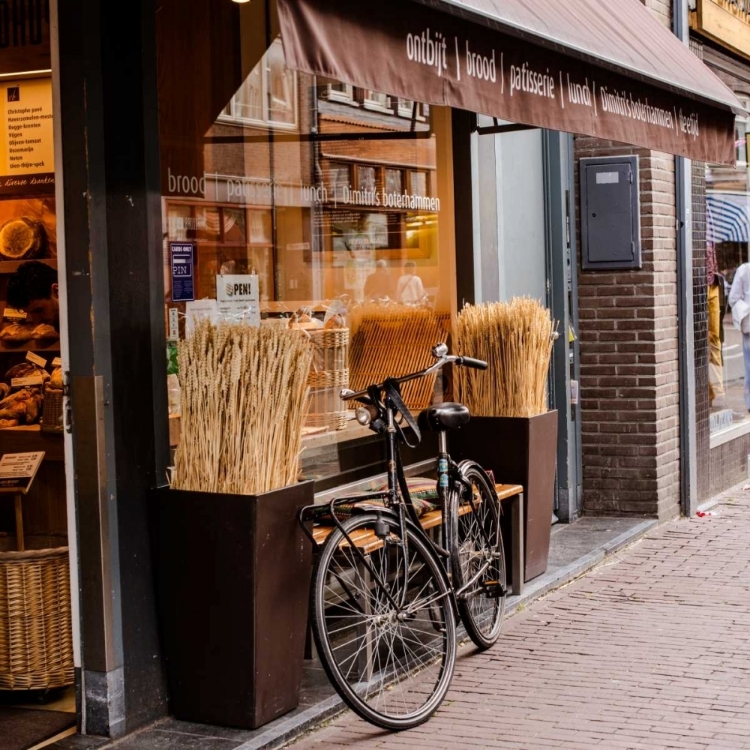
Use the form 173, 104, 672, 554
0, 451, 45, 494
3, 308, 27, 322
26, 351, 46, 368
12, 374, 43, 388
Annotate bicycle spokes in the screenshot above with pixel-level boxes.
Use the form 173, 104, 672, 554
313, 513, 456, 729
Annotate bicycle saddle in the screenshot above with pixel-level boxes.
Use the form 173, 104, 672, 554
418, 402, 471, 432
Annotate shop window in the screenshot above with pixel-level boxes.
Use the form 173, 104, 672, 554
705, 94, 750, 440
158, 21, 455, 482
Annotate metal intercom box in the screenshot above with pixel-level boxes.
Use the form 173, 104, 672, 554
580, 155, 641, 271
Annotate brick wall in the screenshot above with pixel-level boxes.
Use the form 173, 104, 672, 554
642, 0, 671, 26
575, 140, 680, 519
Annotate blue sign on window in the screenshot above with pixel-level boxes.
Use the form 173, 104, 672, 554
170, 242, 196, 302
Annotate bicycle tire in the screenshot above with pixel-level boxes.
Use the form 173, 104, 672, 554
448, 461, 507, 650
312, 512, 456, 730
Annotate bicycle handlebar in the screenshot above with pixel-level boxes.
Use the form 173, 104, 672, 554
340, 345, 488, 402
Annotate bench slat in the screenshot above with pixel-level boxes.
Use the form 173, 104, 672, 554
311, 483, 523, 552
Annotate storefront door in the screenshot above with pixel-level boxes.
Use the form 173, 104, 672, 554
0, 5, 79, 745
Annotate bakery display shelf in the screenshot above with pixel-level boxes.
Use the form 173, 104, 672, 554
0, 258, 57, 275
0, 342, 60, 354
0, 425, 63, 461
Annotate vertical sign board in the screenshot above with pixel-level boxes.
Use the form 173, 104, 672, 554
170, 242, 196, 302
0, 77, 55, 194
216, 274, 261, 326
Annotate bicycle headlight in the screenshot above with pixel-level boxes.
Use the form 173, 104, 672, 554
355, 407, 372, 426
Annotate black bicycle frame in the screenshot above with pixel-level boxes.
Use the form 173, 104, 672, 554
298, 400, 500, 620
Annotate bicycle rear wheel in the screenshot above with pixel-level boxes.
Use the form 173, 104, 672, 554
312, 511, 456, 730
449, 461, 507, 650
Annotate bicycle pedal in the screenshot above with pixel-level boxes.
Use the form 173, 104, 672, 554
482, 580, 507, 599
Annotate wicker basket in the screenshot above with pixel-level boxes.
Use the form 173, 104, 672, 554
349, 310, 451, 411
0, 546, 74, 691
305, 328, 349, 432
41, 389, 64, 434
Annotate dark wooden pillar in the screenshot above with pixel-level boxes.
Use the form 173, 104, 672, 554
56, 0, 169, 737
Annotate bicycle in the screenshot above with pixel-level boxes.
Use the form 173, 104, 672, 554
299, 343, 507, 730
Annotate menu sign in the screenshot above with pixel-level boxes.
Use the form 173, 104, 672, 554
278, 0, 736, 164
0, 77, 54, 194
0, 451, 45, 493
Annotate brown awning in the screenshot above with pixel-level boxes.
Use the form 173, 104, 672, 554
278, 0, 742, 164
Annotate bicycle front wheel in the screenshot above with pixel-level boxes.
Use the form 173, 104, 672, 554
312, 512, 456, 730
449, 461, 507, 650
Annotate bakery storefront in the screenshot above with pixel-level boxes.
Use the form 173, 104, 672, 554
13, 0, 738, 741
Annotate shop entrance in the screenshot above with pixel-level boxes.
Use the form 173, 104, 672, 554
467, 119, 582, 522
0, 15, 79, 750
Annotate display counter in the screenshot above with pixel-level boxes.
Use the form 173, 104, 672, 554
0, 425, 64, 461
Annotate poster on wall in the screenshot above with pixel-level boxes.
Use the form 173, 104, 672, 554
0, 77, 54, 195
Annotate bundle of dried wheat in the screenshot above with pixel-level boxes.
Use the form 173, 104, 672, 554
456, 298, 557, 418
349, 303, 450, 411
172, 320, 313, 495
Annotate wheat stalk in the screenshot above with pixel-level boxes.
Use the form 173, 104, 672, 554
173, 320, 313, 495
455, 298, 557, 418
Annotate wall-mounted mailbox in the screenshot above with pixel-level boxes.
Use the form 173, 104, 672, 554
580, 156, 641, 271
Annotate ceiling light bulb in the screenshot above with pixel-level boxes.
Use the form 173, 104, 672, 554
232, 0, 252, 3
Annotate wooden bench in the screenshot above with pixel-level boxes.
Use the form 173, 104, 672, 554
312, 484, 524, 596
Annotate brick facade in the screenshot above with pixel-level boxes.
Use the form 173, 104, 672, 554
575, 140, 680, 520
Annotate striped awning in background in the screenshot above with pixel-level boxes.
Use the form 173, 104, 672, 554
707, 191, 750, 243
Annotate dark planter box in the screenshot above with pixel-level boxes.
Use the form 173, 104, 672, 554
152, 481, 314, 729
453, 411, 558, 582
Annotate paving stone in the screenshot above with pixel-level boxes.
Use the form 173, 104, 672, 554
286, 491, 750, 749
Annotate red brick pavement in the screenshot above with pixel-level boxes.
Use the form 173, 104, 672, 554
288, 493, 750, 749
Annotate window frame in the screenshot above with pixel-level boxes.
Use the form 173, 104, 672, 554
361, 89, 393, 114
322, 82, 357, 105
219, 39, 299, 131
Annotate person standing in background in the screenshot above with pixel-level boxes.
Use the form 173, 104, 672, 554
396, 260, 426, 304
364, 259, 392, 300
729, 259, 750, 412
707, 243, 725, 409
